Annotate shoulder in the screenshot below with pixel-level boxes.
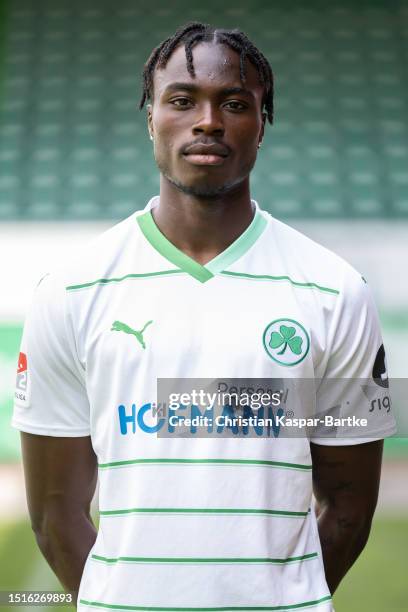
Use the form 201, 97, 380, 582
262, 212, 367, 300
37, 211, 142, 292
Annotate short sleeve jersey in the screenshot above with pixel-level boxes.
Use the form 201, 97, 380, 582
12, 198, 396, 612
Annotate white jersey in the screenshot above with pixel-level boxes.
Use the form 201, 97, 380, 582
12, 197, 396, 612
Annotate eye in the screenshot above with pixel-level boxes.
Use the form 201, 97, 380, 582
169, 97, 193, 108
224, 100, 247, 111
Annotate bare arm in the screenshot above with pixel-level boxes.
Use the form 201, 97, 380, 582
21, 433, 98, 606
310, 439, 383, 594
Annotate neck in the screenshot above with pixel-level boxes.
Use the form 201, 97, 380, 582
150, 176, 255, 266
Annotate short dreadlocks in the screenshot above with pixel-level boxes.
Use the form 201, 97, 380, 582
139, 22, 274, 124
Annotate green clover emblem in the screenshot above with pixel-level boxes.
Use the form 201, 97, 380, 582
269, 325, 303, 355
263, 318, 310, 366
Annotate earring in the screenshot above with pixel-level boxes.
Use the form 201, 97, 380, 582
257, 142, 262, 149
150, 134, 154, 141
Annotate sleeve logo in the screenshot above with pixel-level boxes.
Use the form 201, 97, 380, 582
372, 344, 389, 388
15, 351, 31, 407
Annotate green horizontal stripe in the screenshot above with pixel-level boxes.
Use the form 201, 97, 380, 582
79, 594, 332, 611
66, 269, 183, 291
65, 269, 338, 295
220, 271, 339, 295
99, 507, 308, 518
91, 552, 318, 565
98, 458, 312, 471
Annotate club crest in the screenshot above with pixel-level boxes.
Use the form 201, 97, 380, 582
263, 318, 310, 366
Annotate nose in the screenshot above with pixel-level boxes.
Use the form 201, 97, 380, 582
192, 103, 225, 137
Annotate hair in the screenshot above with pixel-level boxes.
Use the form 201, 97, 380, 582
139, 22, 274, 124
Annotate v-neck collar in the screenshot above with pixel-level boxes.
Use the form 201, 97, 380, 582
136, 199, 268, 283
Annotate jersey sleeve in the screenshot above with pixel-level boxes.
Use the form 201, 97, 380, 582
312, 267, 397, 445
11, 272, 91, 436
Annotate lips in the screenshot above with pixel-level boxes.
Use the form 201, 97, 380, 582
183, 143, 229, 157
182, 142, 230, 166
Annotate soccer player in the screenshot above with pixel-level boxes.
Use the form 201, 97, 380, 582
12, 22, 396, 612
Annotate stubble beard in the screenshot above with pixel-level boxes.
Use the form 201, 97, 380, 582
163, 172, 239, 199
155, 153, 256, 200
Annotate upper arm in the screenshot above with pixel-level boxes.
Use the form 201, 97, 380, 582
12, 272, 90, 436
312, 267, 396, 445
310, 440, 383, 519
21, 433, 98, 532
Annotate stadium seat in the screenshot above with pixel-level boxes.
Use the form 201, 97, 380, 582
0, 1, 406, 219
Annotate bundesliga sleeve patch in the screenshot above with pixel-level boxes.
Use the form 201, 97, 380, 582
15, 351, 31, 408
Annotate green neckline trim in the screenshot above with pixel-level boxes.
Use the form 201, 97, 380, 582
205, 210, 267, 274
79, 595, 332, 611
66, 270, 183, 292
136, 207, 267, 283
137, 212, 213, 283
220, 270, 339, 295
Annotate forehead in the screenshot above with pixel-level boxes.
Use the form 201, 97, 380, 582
152, 41, 263, 96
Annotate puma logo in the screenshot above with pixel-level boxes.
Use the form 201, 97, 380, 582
111, 320, 153, 350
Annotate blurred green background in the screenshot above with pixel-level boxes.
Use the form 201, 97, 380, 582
0, 0, 407, 610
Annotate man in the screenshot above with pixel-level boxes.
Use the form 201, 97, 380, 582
12, 22, 396, 612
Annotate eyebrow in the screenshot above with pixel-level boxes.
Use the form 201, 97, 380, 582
162, 82, 255, 98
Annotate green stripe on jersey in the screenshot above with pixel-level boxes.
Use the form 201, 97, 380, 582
79, 594, 333, 611
66, 269, 183, 291
98, 458, 312, 471
65, 269, 338, 294
91, 552, 318, 565
99, 507, 309, 518
220, 271, 339, 295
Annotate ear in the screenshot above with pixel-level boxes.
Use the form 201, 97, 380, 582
259, 112, 266, 147
147, 104, 154, 140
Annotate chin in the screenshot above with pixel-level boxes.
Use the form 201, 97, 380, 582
166, 174, 241, 199
177, 183, 231, 198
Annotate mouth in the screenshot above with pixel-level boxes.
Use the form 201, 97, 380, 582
182, 153, 227, 166
182, 142, 230, 166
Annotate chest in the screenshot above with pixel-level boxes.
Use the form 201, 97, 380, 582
71, 276, 328, 384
